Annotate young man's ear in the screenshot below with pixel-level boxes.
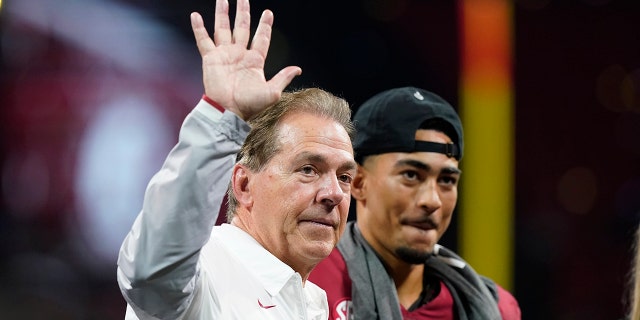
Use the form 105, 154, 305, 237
351, 166, 367, 201
231, 164, 253, 209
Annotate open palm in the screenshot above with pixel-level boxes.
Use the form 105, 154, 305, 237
191, 0, 301, 120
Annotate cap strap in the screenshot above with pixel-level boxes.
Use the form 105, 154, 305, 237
414, 141, 460, 159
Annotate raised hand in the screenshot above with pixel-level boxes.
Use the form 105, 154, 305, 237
190, 0, 302, 120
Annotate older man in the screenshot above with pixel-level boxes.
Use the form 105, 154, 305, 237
116, 0, 356, 318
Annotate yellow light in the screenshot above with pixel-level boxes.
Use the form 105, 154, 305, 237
459, 0, 515, 291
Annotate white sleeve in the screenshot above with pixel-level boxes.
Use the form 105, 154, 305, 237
116, 99, 249, 319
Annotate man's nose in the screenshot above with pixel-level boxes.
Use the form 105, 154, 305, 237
417, 180, 442, 212
316, 175, 346, 209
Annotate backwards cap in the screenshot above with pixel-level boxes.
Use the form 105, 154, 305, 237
353, 86, 464, 162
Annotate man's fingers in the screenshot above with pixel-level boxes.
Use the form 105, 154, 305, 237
269, 66, 302, 93
213, 0, 232, 45
191, 12, 215, 56
250, 10, 274, 59
233, 0, 251, 47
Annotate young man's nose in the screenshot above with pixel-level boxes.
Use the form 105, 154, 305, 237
417, 180, 442, 212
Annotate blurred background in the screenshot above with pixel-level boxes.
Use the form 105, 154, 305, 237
1, 0, 639, 319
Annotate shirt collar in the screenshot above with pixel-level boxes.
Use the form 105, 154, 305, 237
215, 224, 299, 296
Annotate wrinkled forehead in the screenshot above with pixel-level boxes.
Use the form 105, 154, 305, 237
277, 112, 352, 148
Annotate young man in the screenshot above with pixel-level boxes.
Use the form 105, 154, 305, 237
116, 0, 357, 318
308, 87, 522, 319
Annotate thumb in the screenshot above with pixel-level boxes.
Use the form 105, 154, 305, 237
268, 66, 302, 93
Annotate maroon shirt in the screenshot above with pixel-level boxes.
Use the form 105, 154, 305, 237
309, 249, 522, 320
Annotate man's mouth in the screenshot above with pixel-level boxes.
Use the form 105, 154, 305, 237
300, 218, 336, 228
404, 219, 437, 231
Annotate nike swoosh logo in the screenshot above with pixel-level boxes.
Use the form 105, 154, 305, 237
258, 299, 276, 309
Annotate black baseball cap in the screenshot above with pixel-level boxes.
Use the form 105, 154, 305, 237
353, 86, 464, 163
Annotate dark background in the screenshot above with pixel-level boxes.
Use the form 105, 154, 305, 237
1, 0, 640, 319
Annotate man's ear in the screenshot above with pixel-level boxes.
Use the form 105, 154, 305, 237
351, 165, 367, 201
231, 164, 253, 209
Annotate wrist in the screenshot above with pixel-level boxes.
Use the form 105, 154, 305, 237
202, 94, 225, 113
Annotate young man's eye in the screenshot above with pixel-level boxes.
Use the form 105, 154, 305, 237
439, 176, 458, 185
401, 170, 419, 181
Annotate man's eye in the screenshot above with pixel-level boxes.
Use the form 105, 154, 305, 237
402, 170, 419, 181
439, 176, 458, 185
338, 174, 353, 184
300, 166, 316, 175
